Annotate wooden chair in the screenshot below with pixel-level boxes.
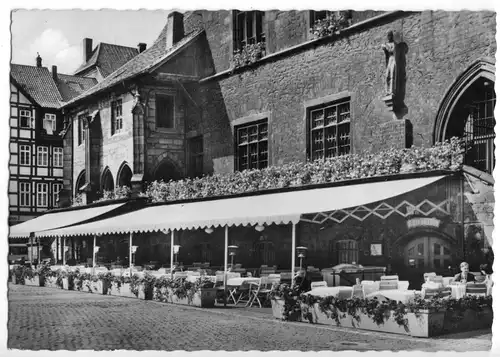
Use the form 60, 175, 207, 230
379, 281, 399, 291
423, 287, 452, 299
310, 281, 327, 290
466, 283, 487, 296
381, 275, 399, 281
475, 275, 487, 283
247, 277, 273, 308
351, 284, 365, 299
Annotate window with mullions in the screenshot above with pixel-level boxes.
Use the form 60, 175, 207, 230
111, 99, 123, 134
20, 109, 32, 128
36, 183, 48, 208
235, 11, 266, 50
463, 84, 496, 174
78, 114, 86, 146
308, 99, 351, 161
337, 240, 359, 264
235, 120, 268, 171
19, 182, 31, 207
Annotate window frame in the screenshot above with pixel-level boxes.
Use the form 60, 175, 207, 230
78, 114, 86, 146
19, 145, 31, 166
19, 182, 31, 207
53, 147, 63, 167
307, 97, 351, 161
37, 146, 49, 167
155, 94, 175, 129
234, 119, 269, 172
36, 182, 48, 208
234, 11, 266, 51
19, 109, 32, 129
43, 113, 57, 134
52, 183, 63, 208
188, 135, 204, 178
336, 239, 359, 265
111, 99, 123, 135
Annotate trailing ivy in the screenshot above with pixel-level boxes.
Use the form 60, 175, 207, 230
270, 282, 492, 330
232, 42, 266, 68
143, 138, 463, 203
310, 11, 352, 38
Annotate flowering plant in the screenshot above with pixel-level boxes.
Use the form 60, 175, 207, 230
144, 138, 463, 203
232, 42, 266, 68
95, 186, 132, 203
310, 11, 352, 38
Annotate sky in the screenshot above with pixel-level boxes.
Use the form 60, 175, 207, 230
10, 10, 171, 74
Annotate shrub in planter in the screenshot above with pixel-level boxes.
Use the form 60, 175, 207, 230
269, 283, 307, 321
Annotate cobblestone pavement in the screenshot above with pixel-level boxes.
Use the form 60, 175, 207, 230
7, 284, 492, 351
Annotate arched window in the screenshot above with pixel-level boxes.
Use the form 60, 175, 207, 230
445, 79, 496, 173
75, 170, 86, 195
101, 168, 114, 192
154, 159, 181, 183
117, 163, 133, 188
435, 59, 496, 174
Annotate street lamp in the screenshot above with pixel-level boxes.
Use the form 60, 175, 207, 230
173, 245, 181, 265
205, 227, 214, 234
296, 246, 308, 271
228, 245, 238, 269
255, 224, 265, 232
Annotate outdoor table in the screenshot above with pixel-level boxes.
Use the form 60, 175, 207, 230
185, 275, 217, 283
226, 277, 261, 304
303, 286, 353, 299
366, 289, 421, 303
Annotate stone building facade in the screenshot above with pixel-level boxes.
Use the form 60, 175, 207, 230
60, 10, 495, 282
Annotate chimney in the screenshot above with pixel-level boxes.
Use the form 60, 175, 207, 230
166, 12, 185, 49
83, 38, 93, 63
52, 65, 58, 81
36, 53, 42, 67
138, 43, 147, 53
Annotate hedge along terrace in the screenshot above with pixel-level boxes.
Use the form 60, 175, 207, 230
74, 138, 463, 205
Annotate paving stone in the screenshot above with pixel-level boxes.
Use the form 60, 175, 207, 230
7, 284, 492, 351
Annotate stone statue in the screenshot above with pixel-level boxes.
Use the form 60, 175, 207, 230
381, 30, 409, 119
381, 31, 396, 96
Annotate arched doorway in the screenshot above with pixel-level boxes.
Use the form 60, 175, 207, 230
75, 170, 86, 195
435, 58, 496, 174
404, 236, 452, 270
153, 159, 182, 183
101, 168, 114, 192
117, 163, 132, 187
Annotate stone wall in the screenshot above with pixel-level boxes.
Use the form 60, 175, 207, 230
183, 10, 495, 174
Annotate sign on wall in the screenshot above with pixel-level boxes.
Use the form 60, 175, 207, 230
370, 243, 383, 256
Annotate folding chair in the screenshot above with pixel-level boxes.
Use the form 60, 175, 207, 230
310, 281, 327, 290
247, 277, 273, 308
379, 280, 399, 291
351, 284, 365, 299
466, 283, 487, 296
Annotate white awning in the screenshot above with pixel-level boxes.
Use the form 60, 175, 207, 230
37, 175, 446, 237
9, 203, 126, 239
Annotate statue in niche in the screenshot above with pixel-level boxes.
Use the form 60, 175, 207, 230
381, 31, 397, 96
381, 30, 409, 118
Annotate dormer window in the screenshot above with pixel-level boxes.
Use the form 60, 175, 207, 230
43, 113, 56, 134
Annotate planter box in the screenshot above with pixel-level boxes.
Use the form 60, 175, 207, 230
300, 303, 450, 337
442, 308, 493, 334
74, 279, 108, 294
24, 275, 44, 287
11, 274, 17, 285
153, 287, 217, 308
108, 282, 151, 300
62, 277, 74, 290
44, 276, 60, 289
271, 298, 303, 322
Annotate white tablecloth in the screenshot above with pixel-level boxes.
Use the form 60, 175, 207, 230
226, 277, 261, 287
304, 286, 353, 298
186, 275, 216, 283
366, 290, 421, 303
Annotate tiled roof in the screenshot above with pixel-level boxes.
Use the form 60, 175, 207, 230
74, 43, 139, 78
55, 73, 98, 102
63, 28, 204, 107
10, 64, 63, 108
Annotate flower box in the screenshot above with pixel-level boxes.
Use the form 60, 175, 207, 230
301, 303, 446, 337
62, 277, 74, 290
44, 276, 60, 289
153, 287, 217, 308
108, 282, 151, 300
74, 279, 108, 294
442, 308, 493, 334
271, 298, 302, 322
24, 275, 44, 287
